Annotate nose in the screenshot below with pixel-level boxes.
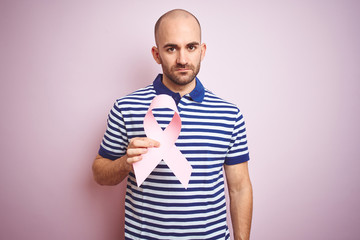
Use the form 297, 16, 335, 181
176, 49, 188, 66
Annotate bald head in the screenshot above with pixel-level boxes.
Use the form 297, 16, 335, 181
154, 9, 201, 46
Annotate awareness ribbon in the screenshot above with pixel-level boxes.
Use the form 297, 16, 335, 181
133, 94, 192, 188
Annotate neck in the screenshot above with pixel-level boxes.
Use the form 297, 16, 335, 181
162, 75, 196, 97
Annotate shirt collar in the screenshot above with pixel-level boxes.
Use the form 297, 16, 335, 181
153, 74, 205, 104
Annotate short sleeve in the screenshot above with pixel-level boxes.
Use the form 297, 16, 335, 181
98, 101, 128, 160
224, 109, 250, 165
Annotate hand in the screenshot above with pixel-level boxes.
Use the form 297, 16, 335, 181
126, 137, 160, 165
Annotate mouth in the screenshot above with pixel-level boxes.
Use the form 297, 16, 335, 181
175, 68, 190, 72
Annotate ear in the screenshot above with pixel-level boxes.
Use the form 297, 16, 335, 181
200, 43, 207, 61
151, 46, 161, 64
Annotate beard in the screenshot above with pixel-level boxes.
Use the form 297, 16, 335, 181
162, 61, 201, 86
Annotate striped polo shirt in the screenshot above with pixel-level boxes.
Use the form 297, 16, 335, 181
99, 74, 250, 240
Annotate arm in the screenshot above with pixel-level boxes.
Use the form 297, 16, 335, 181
224, 161, 253, 240
92, 137, 160, 186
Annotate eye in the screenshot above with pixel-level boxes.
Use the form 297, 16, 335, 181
167, 47, 176, 52
188, 45, 196, 51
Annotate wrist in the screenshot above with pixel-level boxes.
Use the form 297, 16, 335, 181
117, 155, 132, 174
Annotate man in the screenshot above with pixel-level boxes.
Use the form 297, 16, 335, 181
92, 9, 253, 240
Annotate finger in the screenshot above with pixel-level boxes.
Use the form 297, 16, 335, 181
149, 138, 160, 148
127, 155, 142, 164
126, 148, 148, 157
129, 137, 160, 148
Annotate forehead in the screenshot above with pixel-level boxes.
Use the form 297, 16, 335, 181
157, 16, 201, 45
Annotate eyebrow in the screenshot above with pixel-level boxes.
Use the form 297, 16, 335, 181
162, 41, 200, 49
163, 43, 178, 49
187, 41, 200, 46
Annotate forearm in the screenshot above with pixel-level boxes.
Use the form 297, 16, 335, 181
229, 184, 253, 240
92, 154, 131, 186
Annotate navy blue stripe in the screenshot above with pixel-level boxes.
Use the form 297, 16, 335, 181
181, 128, 232, 135
176, 142, 229, 148
154, 162, 224, 169
125, 191, 225, 209
178, 107, 237, 115
179, 135, 230, 143
122, 113, 146, 118
121, 107, 149, 112
181, 121, 234, 128
126, 127, 144, 133
181, 113, 235, 121
127, 180, 224, 198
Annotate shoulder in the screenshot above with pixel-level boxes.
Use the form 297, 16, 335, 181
202, 88, 241, 114
114, 84, 156, 107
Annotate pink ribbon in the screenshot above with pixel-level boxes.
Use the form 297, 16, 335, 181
133, 94, 192, 188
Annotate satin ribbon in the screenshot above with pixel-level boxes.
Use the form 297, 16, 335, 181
133, 94, 192, 188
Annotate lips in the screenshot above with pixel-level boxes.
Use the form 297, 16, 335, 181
174, 66, 192, 71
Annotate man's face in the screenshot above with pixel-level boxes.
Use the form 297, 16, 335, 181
153, 16, 206, 87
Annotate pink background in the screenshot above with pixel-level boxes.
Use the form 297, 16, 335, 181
1, 0, 359, 239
